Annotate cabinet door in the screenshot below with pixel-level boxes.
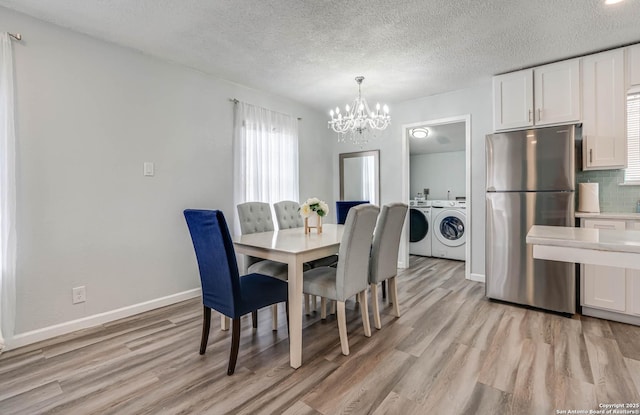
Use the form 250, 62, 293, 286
493, 69, 534, 131
630, 222, 640, 315
629, 44, 640, 87
582, 219, 626, 312
534, 59, 581, 126
583, 49, 626, 170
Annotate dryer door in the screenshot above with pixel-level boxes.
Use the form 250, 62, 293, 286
434, 210, 466, 247
409, 208, 428, 242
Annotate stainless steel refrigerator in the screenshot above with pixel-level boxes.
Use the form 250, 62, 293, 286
485, 125, 576, 314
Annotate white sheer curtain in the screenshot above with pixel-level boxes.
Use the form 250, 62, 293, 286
361, 156, 375, 203
0, 33, 17, 353
233, 101, 299, 226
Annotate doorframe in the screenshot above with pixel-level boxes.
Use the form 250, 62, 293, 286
400, 114, 472, 281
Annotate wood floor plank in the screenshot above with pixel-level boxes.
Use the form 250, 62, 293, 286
609, 320, 640, 361
416, 343, 485, 414
459, 383, 513, 414
2, 257, 640, 414
555, 375, 598, 412
584, 333, 640, 403
553, 317, 594, 384
477, 306, 526, 393
371, 391, 423, 415
511, 339, 555, 414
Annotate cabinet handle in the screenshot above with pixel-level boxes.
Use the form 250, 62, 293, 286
528, 109, 532, 122
537, 108, 541, 121
589, 149, 593, 163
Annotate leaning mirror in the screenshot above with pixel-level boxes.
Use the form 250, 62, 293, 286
339, 150, 380, 205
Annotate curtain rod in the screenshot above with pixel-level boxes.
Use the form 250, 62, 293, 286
9, 33, 22, 41
229, 98, 302, 120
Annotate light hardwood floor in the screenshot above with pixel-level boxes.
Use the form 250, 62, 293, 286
1, 256, 640, 414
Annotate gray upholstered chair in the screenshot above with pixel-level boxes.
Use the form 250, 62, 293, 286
302, 204, 379, 355
274, 201, 339, 270
237, 202, 288, 328
273, 200, 304, 229
369, 203, 408, 329
273, 200, 338, 314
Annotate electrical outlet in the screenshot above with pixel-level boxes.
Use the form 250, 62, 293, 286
72, 286, 86, 304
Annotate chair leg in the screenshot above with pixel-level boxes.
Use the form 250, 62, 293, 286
228, 318, 241, 376
272, 304, 278, 331
358, 291, 371, 337
330, 300, 336, 315
371, 283, 382, 330
336, 301, 349, 356
312, 295, 317, 312
200, 306, 211, 355
320, 297, 327, 320
304, 294, 311, 315
389, 276, 400, 317
252, 311, 258, 329
382, 280, 387, 299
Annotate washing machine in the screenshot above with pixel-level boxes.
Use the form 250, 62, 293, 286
431, 200, 466, 261
409, 201, 431, 256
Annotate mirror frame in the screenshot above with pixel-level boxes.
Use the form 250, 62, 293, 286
339, 150, 380, 205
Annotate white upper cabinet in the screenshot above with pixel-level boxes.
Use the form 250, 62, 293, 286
493, 59, 580, 131
629, 43, 640, 86
534, 59, 581, 126
582, 49, 626, 170
493, 70, 534, 131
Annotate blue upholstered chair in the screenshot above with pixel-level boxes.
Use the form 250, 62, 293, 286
369, 203, 408, 329
336, 200, 369, 225
303, 204, 379, 355
184, 209, 288, 375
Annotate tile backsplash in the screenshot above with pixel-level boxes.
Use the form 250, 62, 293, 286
576, 169, 640, 213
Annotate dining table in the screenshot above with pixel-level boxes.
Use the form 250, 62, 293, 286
232, 223, 345, 369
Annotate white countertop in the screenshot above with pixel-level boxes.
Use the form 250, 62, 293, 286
527, 225, 640, 254
575, 212, 640, 220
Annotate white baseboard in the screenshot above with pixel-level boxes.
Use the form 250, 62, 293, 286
468, 273, 485, 283
7, 288, 201, 351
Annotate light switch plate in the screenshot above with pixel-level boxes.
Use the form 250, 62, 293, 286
143, 162, 154, 176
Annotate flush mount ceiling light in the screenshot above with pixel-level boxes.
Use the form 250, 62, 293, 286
605, 0, 624, 4
328, 76, 390, 146
410, 127, 429, 139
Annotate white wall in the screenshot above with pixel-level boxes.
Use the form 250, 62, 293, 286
410, 151, 466, 200
335, 84, 492, 278
1, 7, 333, 345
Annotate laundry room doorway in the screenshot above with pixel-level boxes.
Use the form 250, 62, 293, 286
401, 115, 471, 280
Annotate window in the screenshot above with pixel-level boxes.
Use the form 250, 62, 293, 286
233, 101, 299, 207
625, 90, 640, 183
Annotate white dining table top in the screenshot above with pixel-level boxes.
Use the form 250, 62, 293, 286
233, 223, 345, 254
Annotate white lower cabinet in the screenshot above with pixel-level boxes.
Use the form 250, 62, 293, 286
582, 219, 626, 311
581, 218, 640, 324
630, 222, 640, 316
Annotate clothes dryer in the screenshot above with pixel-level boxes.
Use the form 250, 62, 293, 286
431, 200, 466, 261
409, 204, 431, 256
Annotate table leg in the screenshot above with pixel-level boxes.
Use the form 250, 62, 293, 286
288, 255, 304, 369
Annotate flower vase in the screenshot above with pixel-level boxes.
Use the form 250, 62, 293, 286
305, 212, 323, 234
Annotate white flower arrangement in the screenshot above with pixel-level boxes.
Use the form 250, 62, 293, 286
299, 197, 329, 218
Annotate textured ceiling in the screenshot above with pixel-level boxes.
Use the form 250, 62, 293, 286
1, 0, 640, 111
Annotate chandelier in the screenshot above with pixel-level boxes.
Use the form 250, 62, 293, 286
328, 76, 390, 145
